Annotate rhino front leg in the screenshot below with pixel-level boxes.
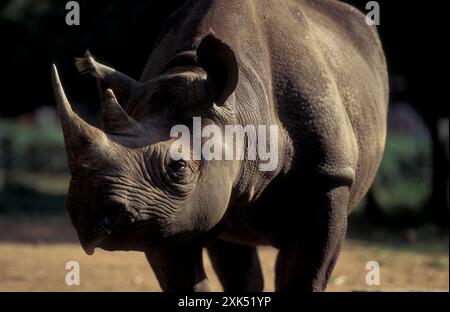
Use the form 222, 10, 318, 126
145, 244, 210, 292
207, 239, 263, 292
275, 184, 349, 292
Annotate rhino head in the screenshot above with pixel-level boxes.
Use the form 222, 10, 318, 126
52, 35, 241, 255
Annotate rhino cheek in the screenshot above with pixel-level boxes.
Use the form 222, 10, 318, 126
189, 168, 235, 233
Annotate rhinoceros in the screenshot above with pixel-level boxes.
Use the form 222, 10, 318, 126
51, 0, 388, 292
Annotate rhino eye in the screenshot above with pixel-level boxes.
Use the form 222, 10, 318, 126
168, 160, 188, 174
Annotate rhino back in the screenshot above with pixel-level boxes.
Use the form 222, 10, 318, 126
142, 0, 388, 209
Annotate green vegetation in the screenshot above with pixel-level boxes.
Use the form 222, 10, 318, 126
0, 118, 69, 215
373, 132, 432, 216
0, 118, 67, 173
0, 118, 448, 221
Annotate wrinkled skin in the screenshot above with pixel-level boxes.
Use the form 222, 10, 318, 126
58, 65, 241, 254
52, 0, 388, 292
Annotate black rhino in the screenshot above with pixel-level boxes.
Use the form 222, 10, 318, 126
51, 0, 388, 291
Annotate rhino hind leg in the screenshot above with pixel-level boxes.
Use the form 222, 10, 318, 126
275, 184, 349, 292
207, 239, 263, 292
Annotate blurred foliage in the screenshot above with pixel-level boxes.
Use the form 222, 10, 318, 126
0, 117, 69, 215
439, 119, 449, 159
0, 181, 66, 215
375, 133, 432, 214
0, 118, 68, 215
0, 118, 67, 173
0, 117, 445, 219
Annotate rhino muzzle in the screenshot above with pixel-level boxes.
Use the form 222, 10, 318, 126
51, 64, 151, 254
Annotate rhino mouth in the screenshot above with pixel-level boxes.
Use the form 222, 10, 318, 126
78, 213, 137, 255
74, 201, 196, 254
80, 235, 108, 255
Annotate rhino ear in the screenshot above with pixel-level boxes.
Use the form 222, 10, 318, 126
75, 51, 139, 110
197, 35, 239, 106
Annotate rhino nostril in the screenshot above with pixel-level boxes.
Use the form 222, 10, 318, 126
103, 216, 113, 226
102, 216, 113, 234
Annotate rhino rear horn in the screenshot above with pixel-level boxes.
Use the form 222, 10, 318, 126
102, 89, 144, 136
75, 51, 139, 108
51, 64, 107, 172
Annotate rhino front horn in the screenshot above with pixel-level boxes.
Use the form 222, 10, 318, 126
51, 64, 106, 171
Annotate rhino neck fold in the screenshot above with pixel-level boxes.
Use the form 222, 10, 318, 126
230, 68, 292, 205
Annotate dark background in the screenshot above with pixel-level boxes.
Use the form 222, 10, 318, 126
0, 1, 446, 118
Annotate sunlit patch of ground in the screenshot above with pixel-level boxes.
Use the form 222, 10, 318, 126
0, 223, 448, 292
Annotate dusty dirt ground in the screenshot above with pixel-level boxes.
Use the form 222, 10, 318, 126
0, 222, 448, 292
